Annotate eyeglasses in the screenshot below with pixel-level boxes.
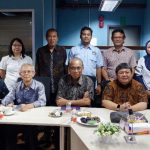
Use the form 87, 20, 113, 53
69, 67, 82, 71
12, 44, 22, 47
113, 36, 124, 39
118, 71, 131, 75
20, 70, 33, 74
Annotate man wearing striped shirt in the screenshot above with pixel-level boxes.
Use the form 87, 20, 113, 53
102, 29, 137, 81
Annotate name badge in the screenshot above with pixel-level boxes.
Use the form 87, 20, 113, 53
92, 51, 96, 55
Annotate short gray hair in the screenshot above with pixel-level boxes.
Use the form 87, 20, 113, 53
69, 57, 84, 67
20, 63, 35, 72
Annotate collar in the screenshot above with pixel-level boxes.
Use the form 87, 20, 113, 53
20, 79, 35, 90
11, 55, 23, 60
46, 44, 58, 52
116, 79, 132, 89
112, 47, 125, 53
80, 43, 92, 50
67, 75, 83, 86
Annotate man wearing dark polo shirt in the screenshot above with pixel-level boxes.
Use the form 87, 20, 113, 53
36, 28, 67, 106
36, 28, 67, 150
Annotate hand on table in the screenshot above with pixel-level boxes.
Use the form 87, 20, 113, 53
57, 98, 69, 106
7, 103, 14, 107
120, 102, 131, 112
20, 104, 34, 112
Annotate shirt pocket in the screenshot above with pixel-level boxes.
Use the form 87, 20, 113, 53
90, 57, 97, 68
74, 53, 81, 58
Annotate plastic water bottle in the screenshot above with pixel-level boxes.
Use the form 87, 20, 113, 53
66, 101, 72, 113
71, 108, 77, 123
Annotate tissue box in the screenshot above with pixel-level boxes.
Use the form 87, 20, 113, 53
120, 119, 150, 135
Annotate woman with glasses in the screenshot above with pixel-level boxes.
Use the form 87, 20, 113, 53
0, 38, 32, 91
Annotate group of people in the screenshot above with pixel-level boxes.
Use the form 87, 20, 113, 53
0, 26, 149, 149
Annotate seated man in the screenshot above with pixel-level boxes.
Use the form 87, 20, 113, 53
1, 63, 46, 150
56, 57, 94, 107
2, 63, 46, 109
102, 63, 147, 112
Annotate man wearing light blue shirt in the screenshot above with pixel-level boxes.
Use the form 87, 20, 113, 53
1, 63, 46, 150
2, 63, 46, 110
69, 26, 103, 95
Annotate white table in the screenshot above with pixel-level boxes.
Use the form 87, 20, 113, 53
0, 106, 70, 150
70, 108, 150, 150
1, 107, 150, 150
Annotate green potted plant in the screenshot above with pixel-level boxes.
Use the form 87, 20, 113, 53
94, 122, 120, 143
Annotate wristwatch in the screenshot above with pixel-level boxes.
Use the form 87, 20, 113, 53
116, 104, 120, 111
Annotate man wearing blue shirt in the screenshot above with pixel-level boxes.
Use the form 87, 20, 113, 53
2, 64, 46, 109
2, 63, 46, 150
69, 26, 103, 98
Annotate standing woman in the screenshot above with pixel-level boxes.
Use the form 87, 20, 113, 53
135, 40, 150, 108
0, 38, 32, 91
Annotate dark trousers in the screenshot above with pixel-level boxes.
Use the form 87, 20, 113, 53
4, 125, 38, 150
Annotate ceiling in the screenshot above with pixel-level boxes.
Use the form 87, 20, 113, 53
57, 0, 147, 8
57, 0, 146, 4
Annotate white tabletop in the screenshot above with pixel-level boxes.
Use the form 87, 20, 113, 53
71, 108, 150, 150
1, 106, 150, 150
0, 106, 71, 126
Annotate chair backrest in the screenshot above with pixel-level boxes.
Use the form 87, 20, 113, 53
0, 79, 9, 100
34, 76, 50, 102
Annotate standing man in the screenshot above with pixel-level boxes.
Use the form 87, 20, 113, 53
35, 28, 66, 149
102, 29, 137, 81
36, 28, 67, 106
69, 26, 103, 97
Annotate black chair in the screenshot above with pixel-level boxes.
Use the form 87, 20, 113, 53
34, 76, 51, 102
0, 79, 9, 100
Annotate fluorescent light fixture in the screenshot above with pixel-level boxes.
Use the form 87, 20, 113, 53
99, 0, 122, 12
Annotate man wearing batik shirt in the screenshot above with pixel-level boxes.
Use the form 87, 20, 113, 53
102, 29, 136, 81
102, 63, 147, 112
56, 57, 94, 106
36, 28, 67, 106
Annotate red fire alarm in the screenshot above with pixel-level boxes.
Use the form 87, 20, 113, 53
99, 16, 104, 28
